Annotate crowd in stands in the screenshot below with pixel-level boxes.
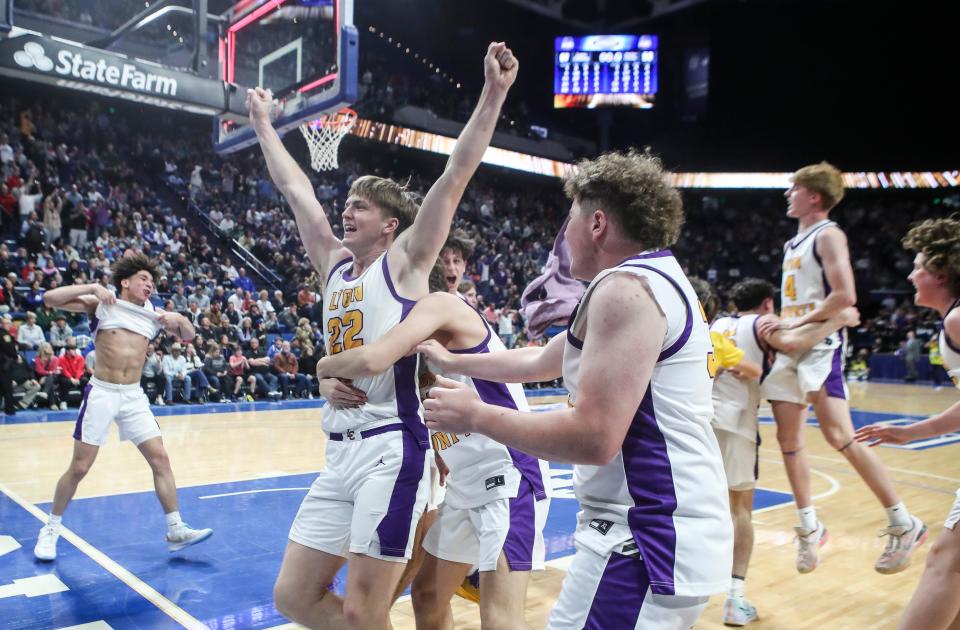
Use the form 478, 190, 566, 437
2, 83, 957, 416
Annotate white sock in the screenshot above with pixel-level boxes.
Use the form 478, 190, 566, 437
885, 502, 912, 529
48, 514, 63, 531
729, 576, 746, 599
165, 511, 183, 531
797, 506, 817, 531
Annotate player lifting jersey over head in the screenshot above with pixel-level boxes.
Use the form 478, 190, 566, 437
33, 252, 212, 562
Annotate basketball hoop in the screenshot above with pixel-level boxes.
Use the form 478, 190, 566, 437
299, 108, 357, 172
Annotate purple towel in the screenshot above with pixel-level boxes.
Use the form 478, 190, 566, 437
521, 218, 585, 340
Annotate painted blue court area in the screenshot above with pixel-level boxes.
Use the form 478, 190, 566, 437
2, 468, 795, 629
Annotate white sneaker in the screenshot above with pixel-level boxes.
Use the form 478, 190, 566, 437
155, 397, 165, 406
876, 515, 928, 574
59, 401, 68, 410
34, 525, 60, 561
723, 596, 758, 626
794, 521, 829, 573
166, 524, 213, 552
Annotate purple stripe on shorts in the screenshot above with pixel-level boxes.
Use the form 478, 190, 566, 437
376, 429, 426, 557
619, 262, 693, 362
71, 383, 94, 440
502, 478, 537, 571
824, 343, 847, 400
624, 386, 679, 596
583, 551, 650, 629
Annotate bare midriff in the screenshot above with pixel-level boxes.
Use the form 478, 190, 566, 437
92, 328, 150, 385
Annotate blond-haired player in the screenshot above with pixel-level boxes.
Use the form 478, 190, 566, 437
248, 43, 519, 629
856, 217, 960, 629
758, 162, 925, 574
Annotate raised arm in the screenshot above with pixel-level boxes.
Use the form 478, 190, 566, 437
390, 43, 518, 291
424, 274, 663, 465
417, 327, 565, 384
247, 88, 349, 277
43, 283, 114, 314
316, 293, 464, 379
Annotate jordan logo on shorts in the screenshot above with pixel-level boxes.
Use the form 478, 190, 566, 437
589, 519, 613, 535
485, 475, 505, 491
376, 457, 385, 467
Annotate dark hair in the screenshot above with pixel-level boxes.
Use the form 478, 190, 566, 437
111, 252, 159, 290
730, 278, 776, 312
689, 276, 720, 322
442, 229, 476, 260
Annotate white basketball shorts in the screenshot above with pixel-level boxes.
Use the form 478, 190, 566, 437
423, 478, 548, 572
713, 427, 760, 492
762, 345, 848, 405
72, 377, 161, 447
289, 425, 431, 563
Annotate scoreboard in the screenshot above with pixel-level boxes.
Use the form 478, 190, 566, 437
554, 34, 658, 109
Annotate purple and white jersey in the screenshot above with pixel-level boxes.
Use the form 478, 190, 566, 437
561, 250, 732, 597
711, 314, 766, 440
781, 219, 842, 350
428, 312, 551, 509
91, 297, 162, 342
940, 298, 960, 389
323, 253, 427, 447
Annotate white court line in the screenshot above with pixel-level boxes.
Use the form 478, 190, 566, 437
760, 447, 960, 484
0, 481, 208, 630
199, 487, 310, 500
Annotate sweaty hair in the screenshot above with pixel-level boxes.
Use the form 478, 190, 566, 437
792, 161, 845, 211
348, 175, 420, 235
730, 278, 776, 312
442, 229, 476, 260
689, 276, 721, 323
563, 149, 683, 250
903, 217, 960, 295
112, 252, 159, 289
428, 260, 447, 293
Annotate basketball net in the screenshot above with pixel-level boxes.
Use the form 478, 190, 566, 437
299, 108, 357, 172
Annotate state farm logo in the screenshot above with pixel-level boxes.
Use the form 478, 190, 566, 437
14, 42, 54, 71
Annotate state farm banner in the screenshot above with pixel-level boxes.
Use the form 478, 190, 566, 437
0, 30, 241, 116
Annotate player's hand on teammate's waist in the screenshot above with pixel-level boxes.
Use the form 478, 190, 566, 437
318, 377, 367, 409
423, 376, 481, 433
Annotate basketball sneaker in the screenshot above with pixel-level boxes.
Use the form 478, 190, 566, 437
875, 515, 928, 574
454, 570, 480, 603
722, 596, 758, 626
166, 524, 213, 552
34, 525, 60, 561
794, 521, 828, 573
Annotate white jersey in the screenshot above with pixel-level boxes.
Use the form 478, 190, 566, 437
710, 314, 767, 441
780, 219, 843, 350
323, 253, 427, 447
940, 297, 960, 389
561, 250, 732, 597
90, 298, 162, 342
429, 312, 551, 509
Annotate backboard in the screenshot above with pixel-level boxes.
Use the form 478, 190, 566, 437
213, 0, 357, 155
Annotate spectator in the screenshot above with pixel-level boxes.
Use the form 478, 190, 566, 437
245, 337, 278, 398
202, 342, 229, 402
256, 289, 275, 314
141, 343, 165, 404
49, 315, 72, 353
497, 308, 518, 349
184, 344, 214, 403
17, 312, 45, 350
298, 344, 318, 398
902, 331, 923, 382
274, 341, 306, 399
294, 317, 315, 355
171, 284, 189, 312
42, 190, 63, 247
228, 343, 251, 400
33, 342, 62, 409
11, 354, 43, 410
267, 335, 284, 362
235, 267, 255, 293
278, 303, 299, 330
57, 338, 87, 403
162, 342, 192, 404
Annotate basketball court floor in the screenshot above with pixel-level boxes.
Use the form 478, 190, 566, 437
1, 382, 957, 629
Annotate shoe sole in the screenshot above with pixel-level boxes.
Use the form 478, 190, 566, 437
167, 529, 213, 552
797, 528, 829, 574
875, 524, 928, 575
34, 552, 56, 561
